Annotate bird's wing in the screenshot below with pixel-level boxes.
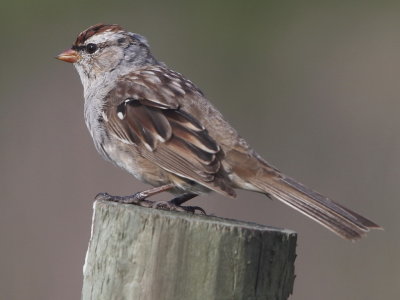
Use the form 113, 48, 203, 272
103, 67, 236, 197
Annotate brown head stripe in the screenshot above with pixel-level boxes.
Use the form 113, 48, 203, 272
74, 24, 124, 46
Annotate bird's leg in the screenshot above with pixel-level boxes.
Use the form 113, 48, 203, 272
152, 193, 206, 214
95, 184, 175, 207
170, 193, 198, 206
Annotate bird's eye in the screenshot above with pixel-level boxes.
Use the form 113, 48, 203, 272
86, 43, 98, 54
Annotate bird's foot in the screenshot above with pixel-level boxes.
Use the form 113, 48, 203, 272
95, 192, 154, 207
94, 188, 205, 214
95, 184, 175, 207
152, 201, 206, 215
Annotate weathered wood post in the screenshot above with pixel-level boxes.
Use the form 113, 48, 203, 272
82, 200, 297, 300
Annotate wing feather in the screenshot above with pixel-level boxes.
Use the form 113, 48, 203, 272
103, 67, 235, 197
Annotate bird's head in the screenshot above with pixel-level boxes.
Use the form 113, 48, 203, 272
57, 24, 157, 82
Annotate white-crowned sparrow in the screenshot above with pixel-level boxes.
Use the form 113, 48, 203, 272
57, 24, 381, 240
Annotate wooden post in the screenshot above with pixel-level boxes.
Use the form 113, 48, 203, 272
82, 200, 297, 300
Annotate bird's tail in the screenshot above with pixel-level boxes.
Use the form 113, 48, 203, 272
248, 163, 381, 240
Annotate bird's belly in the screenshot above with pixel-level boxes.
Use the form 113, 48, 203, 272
98, 139, 212, 195
101, 140, 170, 187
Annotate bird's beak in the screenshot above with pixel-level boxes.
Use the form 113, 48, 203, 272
56, 49, 79, 63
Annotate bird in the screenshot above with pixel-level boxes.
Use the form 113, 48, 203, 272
57, 23, 381, 240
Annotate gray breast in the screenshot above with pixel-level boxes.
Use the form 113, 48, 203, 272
83, 95, 113, 162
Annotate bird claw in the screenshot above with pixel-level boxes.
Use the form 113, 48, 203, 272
95, 192, 112, 201
94, 192, 150, 205
184, 206, 207, 215
152, 201, 206, 215
95, 192, 206, 214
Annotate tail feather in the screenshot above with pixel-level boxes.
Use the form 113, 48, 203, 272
250, 173, 381, 240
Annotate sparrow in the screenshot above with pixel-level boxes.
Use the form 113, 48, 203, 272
57, 24, 381, 240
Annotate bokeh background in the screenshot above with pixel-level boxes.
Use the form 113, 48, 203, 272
1, 1, 398, 299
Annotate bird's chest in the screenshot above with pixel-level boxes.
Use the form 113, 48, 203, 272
83, 98, 168, 185
83, 96, 113, 163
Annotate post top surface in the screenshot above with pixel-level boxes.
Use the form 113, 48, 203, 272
95, 199, 297, 237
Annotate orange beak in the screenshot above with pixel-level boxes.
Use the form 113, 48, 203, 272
56, 49, 80, 63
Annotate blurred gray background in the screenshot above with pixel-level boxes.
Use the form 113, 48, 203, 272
0, 1, 398, 299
